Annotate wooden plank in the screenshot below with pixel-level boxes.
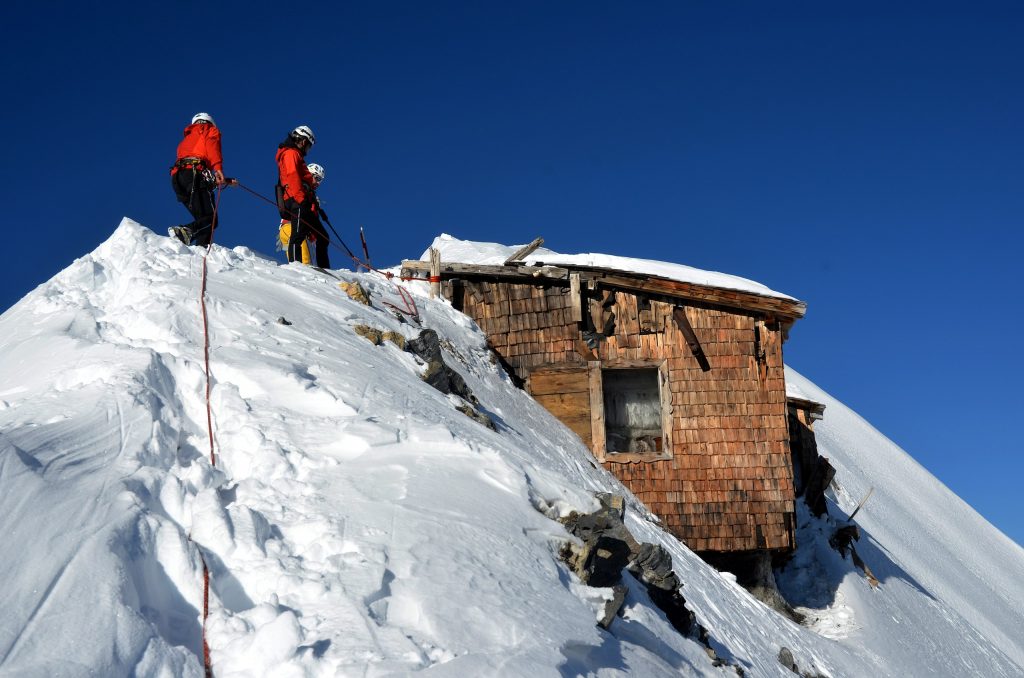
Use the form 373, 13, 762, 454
503, 237, 545, 265
465, 281, 484, 304
529, 369, 589, 396
589, 296, 604, 334
673, 307, 712, 372
590, 271, 806, 319
588, 361, 606, 461
569, 273, 583, 322
603, 451, 673, 464
660, 361, 674, 456
400, 260, 570, 280
535, 393, 591, 418
400, 260, 806, 319
533, 386, 592, 447
601, 358, 664, 369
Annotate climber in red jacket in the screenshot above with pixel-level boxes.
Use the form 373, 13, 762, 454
276, 125, 330, 268
169, 112, 232, 247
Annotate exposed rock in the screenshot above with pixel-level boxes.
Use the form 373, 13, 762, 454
778, 646, 797, 672
354, 325, 383, 345
382, 331, 406, 350
598, 585, 628, 629
407, 329, 477, 404
276, 316, 292, 326
353, 325, 406, 350
406, 329, 493, 428
456, 402, 496, 430
630, 542, 680, 591
559, 494, 695, 636
777, 645, 827, 678
338, 281, 371, 305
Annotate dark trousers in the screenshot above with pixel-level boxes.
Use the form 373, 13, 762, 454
171, 168, 217, 247
285, 199, 330, 268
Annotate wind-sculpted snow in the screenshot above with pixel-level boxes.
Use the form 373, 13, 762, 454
0, 219, 1020, 676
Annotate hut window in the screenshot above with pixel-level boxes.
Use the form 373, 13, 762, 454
602, 368, 664, 454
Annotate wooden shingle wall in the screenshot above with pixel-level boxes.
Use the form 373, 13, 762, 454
450, 279, 795, 553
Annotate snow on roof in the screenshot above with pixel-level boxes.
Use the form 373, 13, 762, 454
421, 233, 798, 301
786, 379, 824, 408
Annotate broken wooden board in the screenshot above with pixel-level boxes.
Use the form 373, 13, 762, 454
503, 237, 545, 265
672, 307, 712, 372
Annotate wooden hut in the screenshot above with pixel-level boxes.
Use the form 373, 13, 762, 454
403, 237, 807, 556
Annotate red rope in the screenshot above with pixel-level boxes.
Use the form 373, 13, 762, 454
200, 189, 221, 468
194, 188, 222, 677
398, 286, 419, 319
199, 550, 213, 678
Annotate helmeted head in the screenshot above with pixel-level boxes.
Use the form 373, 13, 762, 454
291, 125, 316, 147
192, 112, 216, 126
307, 163, 325, 186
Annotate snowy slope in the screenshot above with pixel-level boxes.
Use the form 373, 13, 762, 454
783, 368, 1024, 671
0, 220, 1020, 677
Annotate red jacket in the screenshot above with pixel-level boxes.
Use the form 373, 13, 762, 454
276, 145, 314, 205
175, 123, 223, 171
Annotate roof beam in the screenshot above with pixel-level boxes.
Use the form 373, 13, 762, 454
400, 260, 806, 319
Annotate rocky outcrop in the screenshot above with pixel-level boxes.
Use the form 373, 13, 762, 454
778, 645, 827, 677
353, 325, 405, 349
558, 494, 694, 634
338, 281, 371, 306
406, 329, 493, 429
407, 330, 475, 403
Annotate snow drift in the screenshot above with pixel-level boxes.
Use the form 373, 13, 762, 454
0, 219, 1021, 677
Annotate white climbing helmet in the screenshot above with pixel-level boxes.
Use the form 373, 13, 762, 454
291, 125, 316, 145
192, 112, 216, 126
307, 163, 325, 185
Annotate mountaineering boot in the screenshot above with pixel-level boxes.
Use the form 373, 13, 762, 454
168, 226, 192, 245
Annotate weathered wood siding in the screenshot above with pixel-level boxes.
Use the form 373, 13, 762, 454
529, 367, 593, 447
450, 278, 795, 553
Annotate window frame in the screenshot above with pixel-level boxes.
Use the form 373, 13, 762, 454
589, 359, 674, 463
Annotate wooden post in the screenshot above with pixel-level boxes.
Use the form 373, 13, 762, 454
429, 248, 442, 300
589, 361, 606, 462
569, 273, 583, 323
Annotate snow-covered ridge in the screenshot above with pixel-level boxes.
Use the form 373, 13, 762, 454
421, 233, 798, 301
0, 219, 1021, 676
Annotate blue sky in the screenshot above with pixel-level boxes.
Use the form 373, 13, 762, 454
2, 2, 1021, 547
